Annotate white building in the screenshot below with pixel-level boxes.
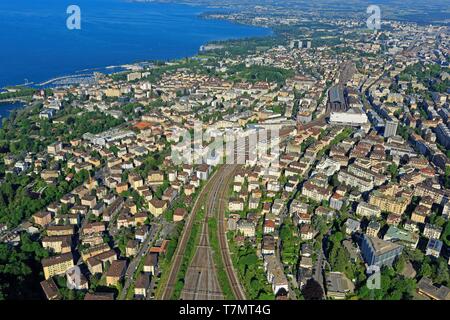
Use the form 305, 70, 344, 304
329, 108, 368, 126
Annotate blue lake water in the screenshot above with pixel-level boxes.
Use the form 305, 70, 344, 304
0, 0, 271, 88
0, 102, 24, 125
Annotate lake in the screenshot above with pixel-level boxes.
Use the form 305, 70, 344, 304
0, 0, 271, 88
0, 102, 24, 126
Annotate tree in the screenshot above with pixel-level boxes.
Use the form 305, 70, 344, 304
0, 234, 47, 299
434, 259, 449, 286
419, 258, 433, 278
357, 267, 415, 300
394, 254, 406, 274
302, 279, 324, 300
388, 163, 399, 180
441, 222, 450, 246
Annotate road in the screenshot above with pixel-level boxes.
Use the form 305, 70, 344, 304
275, 205, 298, 300
312, 247, 325, 294
118, 220, 161, 300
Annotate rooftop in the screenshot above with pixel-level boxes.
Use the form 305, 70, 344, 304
365, 235, 403, 256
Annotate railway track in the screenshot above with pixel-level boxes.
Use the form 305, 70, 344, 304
180, 167, 230, 300
180, 219, 223, 300
159, 167, 224, 300
159, 164, 247, 300
216, 165, 247, 300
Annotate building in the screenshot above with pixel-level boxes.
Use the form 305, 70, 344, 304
262, 235, 276, 255
134, 272, 150, 299
147, 171, 164, 186
425, 238, 443, 258
47, 142, 62, 155
383, 226, 419, 249
144, 253, 158, 275
106, 260, 127, 287
369, 190, 409, 216
148, 199, 167, 217
81, 195, 97, 208
227, 214, 240, 231
356, 202, 381, 218
33, 211, 52, 227
229, 198, 245, 212
386, 213, 402, 226
337, 169, 373, 192
264, 255, 289, 295
301, 181, 331, 203
80, 243, 110, 261
40, 278, 61, 300
66, 266, 89, 290
442, 202, 450, 219
327, 85, 347, 112
196, 164, 210, 181
345, 218, 361, 235
86, 250, 117, 275
366, 220, 381, 237
325, 272, 355, 300
41, 253, 74, 279
82, 222, 106, 236
423, 224, 442, 239
411, 205, 430, 224
329, 108, 368, 127
173, 207, 187, 222
384, 119, 398, 138
330, 193, 344, 210
263, 219, 276, 234
46, 225, 74, 236
162, 187, 178, 204
435, 123, 450, 149
127, 72, 142, 82
417, 277, 450, 300
126, 240, 139, 257
300, 224, 314, 240
360, 235, 403, 267
237, 220, 256, 237
42, 236, 72, 254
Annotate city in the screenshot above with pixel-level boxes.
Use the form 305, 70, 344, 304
0, 0, 449, 307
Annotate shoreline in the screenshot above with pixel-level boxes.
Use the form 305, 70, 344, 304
0, 3, 272, 123
1, 2, 271, 90
0, 101, 26, 127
